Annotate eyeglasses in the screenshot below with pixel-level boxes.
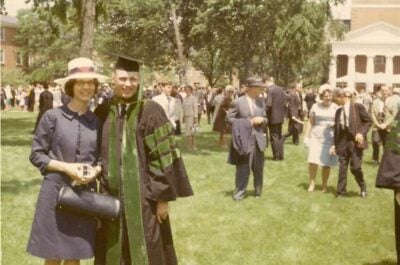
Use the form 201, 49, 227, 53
75, 80, 96, 86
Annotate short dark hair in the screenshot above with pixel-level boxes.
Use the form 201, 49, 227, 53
64, 79, 99, 97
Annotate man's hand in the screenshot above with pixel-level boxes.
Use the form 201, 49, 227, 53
251, 117, 264, 126
355, 133, 364, 145
156, 201, 169, 223
329, 145, 336, 156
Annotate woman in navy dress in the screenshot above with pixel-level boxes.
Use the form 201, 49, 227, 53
27, 58, 108, 265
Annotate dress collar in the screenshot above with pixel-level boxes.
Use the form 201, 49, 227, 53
61, 105, 95, 122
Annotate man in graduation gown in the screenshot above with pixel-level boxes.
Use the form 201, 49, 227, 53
94, 55, 193, 265
376, 111, 400, 264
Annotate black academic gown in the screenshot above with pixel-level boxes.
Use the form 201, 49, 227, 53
94, 99, 193, 265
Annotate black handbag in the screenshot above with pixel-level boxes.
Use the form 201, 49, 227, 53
56, 185, 120, 220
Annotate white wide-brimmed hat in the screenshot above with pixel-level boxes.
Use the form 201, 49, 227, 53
54, 57, 109, 85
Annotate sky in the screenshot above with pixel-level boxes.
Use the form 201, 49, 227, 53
4, 0, 33, 17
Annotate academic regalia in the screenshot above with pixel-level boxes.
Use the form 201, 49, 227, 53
94, 98, 193, 265
376, 111, 400, 264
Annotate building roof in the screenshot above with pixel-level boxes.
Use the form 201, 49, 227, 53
333, 21, 400, 45
1, 15, 19, 28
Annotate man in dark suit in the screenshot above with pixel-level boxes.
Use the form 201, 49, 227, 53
205, 86, 216, 124
266, 84, 286, 160
227, 77, 268, 200
284, 83, 304, 144
33, 84, 53, 133
332, 87, 372, 198
304, 88, 317, 118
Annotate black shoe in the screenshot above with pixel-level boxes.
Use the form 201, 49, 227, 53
233, 190, 245, 201
360, 191, 368, 198
336, 192, 346, 198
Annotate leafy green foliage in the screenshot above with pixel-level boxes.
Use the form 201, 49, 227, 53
15, 8, 80, 82
0, 68, 27, 86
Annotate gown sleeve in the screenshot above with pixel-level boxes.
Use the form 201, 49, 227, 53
140, 100, 193, 202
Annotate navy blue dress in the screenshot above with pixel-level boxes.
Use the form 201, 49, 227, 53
27, 105, 100, 260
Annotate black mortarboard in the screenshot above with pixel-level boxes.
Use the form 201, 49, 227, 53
112, 54, 140, 72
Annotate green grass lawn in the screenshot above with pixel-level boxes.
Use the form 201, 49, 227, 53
1, 110, 397, 265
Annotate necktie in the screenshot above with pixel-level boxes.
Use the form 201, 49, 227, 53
342, 107, 347, 129
120, 104, 127, 117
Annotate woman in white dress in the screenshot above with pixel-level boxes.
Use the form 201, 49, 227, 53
304, 87, 338, 192
182, 85, 198, 150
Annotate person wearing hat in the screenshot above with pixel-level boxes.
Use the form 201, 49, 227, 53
94, 55, 193, 265
227, 77, 268, 200
332, 87, 372, 198
27, 57, 107, 264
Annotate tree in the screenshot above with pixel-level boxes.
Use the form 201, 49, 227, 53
15, 8, 80, 83
96, 0, 177, 70
26, 0, 105, 58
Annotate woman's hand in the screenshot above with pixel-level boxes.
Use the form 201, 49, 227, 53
329, 145, 336, 156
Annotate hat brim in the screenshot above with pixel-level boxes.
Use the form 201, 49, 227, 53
54, 72, 109, 86
247, 84, 267, 88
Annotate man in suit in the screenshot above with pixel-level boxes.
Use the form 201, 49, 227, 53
152, 81, 177, 128
205, 86, 216, 124
33, 83, 53, 133
332, 87, 372, 198
266, 84, 286, 160
284, 83, 304, 144
227, 77, 268, 200
371, 85, 393, 165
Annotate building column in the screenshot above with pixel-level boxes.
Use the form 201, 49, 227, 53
366, 55, 374, 93
329, 55, 337, 86
348, 54, 356, 89
386, 55, 393, 87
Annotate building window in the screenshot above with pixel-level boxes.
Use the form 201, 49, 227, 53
394, 56, 400, 75
0, 49, 4, 64
374, 55, 386, 73
0, 27, 5, 41
16, 52, 23, 66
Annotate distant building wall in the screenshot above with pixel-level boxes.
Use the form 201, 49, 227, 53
1, 16, 22, 70
351, 0, 400, 30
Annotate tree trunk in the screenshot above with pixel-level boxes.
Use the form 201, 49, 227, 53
170, 1, 188, 85
80, 0, 96, 58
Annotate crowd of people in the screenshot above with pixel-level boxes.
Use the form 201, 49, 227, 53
3, 56, 399, 264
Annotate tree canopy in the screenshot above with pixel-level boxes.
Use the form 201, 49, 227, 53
13, 0, 346, 86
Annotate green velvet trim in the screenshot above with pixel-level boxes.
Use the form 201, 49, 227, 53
105, 105, 122, 263
123, 101, 149, 265
143, 122, 182, 171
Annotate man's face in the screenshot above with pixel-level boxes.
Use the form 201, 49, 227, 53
381, 86, 390, 99
247, 86, 263, 98
162, 84, 172, 96
112, 69, 139, 99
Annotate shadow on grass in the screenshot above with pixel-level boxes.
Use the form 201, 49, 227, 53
297, 182, 361, 197
1, 117, 35, 146
363, 260, 397, 265
1, 178, 42, 194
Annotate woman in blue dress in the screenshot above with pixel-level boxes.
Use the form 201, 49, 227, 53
304, 87, 338, 192
27, 58, 108, 265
